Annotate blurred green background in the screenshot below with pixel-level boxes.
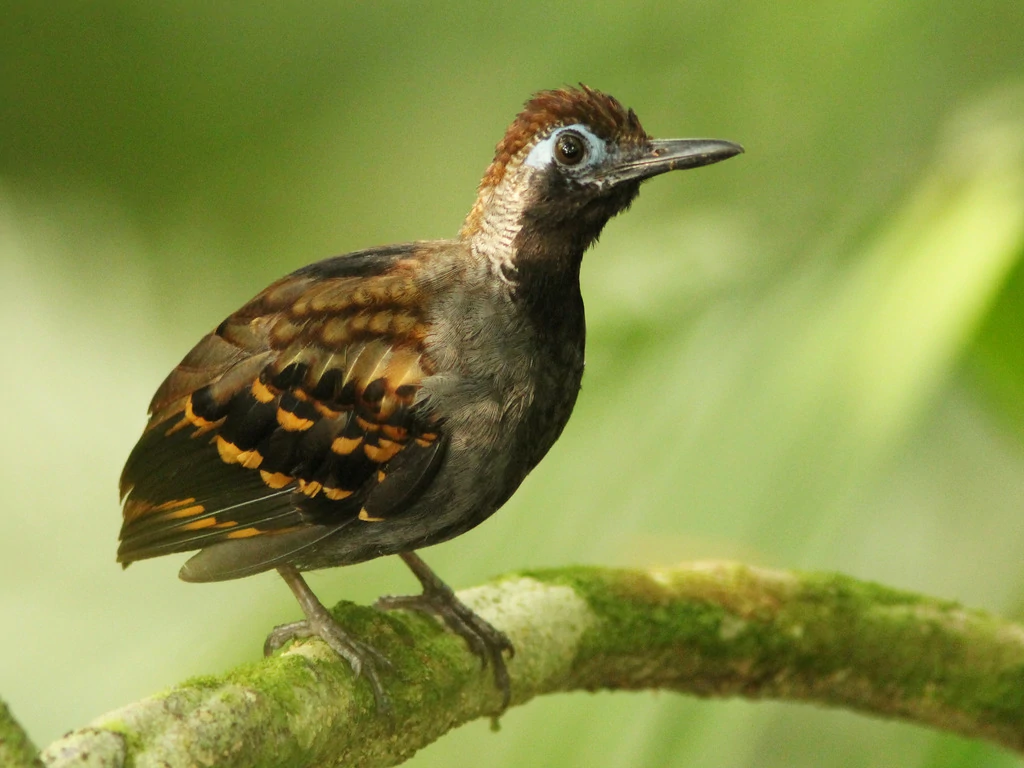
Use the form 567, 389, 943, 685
3, 2, 1024, 765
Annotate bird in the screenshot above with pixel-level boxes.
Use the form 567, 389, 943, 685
117, 85, 742, 713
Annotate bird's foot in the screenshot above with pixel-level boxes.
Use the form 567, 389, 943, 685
269, 566, 392, 714
377, 554, 514, 710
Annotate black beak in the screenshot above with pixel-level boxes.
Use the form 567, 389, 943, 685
605, 138, 744, 185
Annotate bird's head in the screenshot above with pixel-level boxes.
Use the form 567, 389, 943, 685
461, 85, 742, 268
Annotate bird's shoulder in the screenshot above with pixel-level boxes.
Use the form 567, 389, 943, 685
142, 241, 467, 426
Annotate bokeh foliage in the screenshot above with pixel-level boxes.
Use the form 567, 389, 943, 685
2, 2, 1023, 766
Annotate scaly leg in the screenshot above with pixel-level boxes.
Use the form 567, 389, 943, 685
265, 565, 391, 713
376, 551, 514, 710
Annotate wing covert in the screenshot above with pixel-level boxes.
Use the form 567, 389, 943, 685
118, 246, 447, 569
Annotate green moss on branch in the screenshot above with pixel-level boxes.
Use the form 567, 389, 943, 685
38, 562, 1024, 767
1, 696, 42, 768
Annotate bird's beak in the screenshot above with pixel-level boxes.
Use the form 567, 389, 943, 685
604, 138, 744, 185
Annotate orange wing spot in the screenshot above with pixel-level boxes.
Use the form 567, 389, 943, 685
185, 397, 220, 431
364, 439, 401, 463
308, 281, 355, 313
314, 401, 341, 419
182, 517, 218, 531
269, 317, 303, 346
152, 498, 197, 512
299, 480, 323, 497
356, 416, 380, 432
124, 497, 188, 523
226, 527, 262, 539
415, 432, 438, 448
217, 436, 244, 464
367, 311, 393, 335
348, 313, 369, 333
377, 470, 387, 483
237, 449, 263, 469
164, 504, 206, 520
350, 285, 375, 306
332, 436, 362, 455
292, 389, 310, 402
251, 379, 277, 404
323, 486, 354, 501
277, 408, 315, 432
359, 508, 386, 522
319, 316, 351, 347
389, 312, 419, 335
213, 520, 239, 528
260, 470, 292, 489
387, 279, 417, 303
381, 424, 409, 441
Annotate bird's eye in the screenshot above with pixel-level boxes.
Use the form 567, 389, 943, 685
554, 131, 587, 166
523, 124, 604, 171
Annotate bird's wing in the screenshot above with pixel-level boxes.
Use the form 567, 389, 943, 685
118, 245, 448, 573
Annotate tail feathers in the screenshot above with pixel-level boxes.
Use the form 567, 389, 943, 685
178, 522, 353, 582
117, 488, 300, 563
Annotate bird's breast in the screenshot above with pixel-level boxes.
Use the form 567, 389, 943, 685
417, 273, 586, 520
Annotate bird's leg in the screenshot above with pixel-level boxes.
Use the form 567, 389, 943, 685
265, 565, 392, 713
376, 551, 514, 710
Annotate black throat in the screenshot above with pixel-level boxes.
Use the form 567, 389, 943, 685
508, 174, 641, 347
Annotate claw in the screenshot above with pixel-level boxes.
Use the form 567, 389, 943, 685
271, 566, 392, 714
378, 552, 515, 711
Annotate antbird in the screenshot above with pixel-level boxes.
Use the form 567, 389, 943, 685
118, 85, 742, 712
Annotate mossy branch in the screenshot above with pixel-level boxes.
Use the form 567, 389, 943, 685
1, 696, 43, 768
37, 562, 1024, 767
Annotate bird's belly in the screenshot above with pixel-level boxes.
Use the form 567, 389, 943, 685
296, 345, 584, 568
408, 342, 586, 543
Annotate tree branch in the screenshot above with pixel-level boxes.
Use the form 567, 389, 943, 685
38, 562, 1024, 767
1, 696, 42, 768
